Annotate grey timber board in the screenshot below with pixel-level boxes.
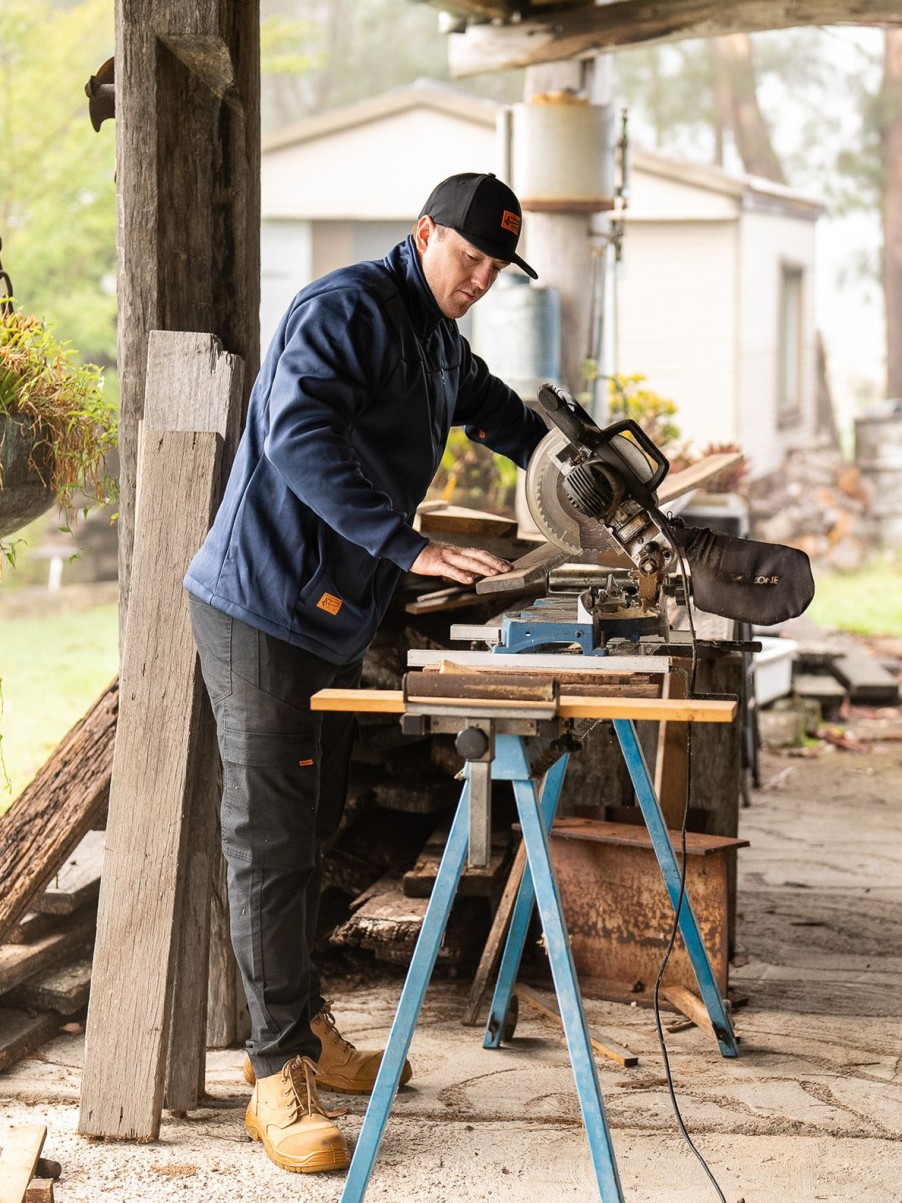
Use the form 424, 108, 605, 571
78, 429, 223, 1141
0, 1010, 59, 1073
4, 913, 56, 946
144, 333, 244, 1110
32, 831, 105, 916
143, 332, 243, 475
831, 646, 900, 705
0, 913, 95, 996
6, 956, 93, 1016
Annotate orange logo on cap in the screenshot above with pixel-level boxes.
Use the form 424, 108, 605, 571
501, 210, 521, 234
317, 592, 343, 615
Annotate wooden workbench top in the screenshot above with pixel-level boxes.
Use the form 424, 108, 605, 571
311, 689, 737, 723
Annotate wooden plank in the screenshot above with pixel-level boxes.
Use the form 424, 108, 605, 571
0, 683, 118, 945
656, 453, 744, 506
4, 914, 56, 947
516, 984, 639, 1068
312, 688, 737, 723
448, 1, 902, 77
660, 985, 730, 1053
417, 503, 518, 539
79, 429, 223, 1141
462, 842, 526, 1026
549, 817, 748, 855
143, 331, 243, 469
831, 646, 900, 705
24, 1182, 54, 1203
332, 872, 483, 968
142, 333, 245, 1087
7, 957, 93, 1016
403, 847, 507, 898
0, 1124, 46, 1203
473, 542, 568, 594
0, 913, 95, 996
408, 650, 669, 673
0, 1011, 60, 1074
32, 831, 104, 917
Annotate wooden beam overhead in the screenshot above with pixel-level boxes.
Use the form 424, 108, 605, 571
447, 1, 902, 77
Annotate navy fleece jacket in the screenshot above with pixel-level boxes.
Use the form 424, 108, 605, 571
184, 236, 546, 664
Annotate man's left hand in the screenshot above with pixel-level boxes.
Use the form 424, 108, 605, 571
410, 541, 512, 585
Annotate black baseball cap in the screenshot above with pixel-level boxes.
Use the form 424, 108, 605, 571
419, 173, 538, 280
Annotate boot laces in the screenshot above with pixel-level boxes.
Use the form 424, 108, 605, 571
318, 1003, 357, 1051
283, 1056, 328, 1121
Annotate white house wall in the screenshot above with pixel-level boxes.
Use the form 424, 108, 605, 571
262, 110, 497, 221
615, 218, 739, 455
736, 209, 818, 477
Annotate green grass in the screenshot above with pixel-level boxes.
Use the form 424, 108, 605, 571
808, 556, 902, 637
0, 601, 118, 813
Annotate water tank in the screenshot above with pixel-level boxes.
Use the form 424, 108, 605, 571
471, 274, 561, 402
855, 400, 902, 547
512, 98, 615, 212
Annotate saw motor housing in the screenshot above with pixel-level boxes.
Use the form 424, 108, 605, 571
526, 385, 675, 617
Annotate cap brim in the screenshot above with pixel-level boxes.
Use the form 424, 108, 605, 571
453, 228, 538, 281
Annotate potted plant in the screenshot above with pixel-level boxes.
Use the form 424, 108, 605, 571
0, 308, 118, 562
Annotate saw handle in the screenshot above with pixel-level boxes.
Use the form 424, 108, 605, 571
537, 383, 669, 497
536, 383, 600, 446
601, 419, 670, 495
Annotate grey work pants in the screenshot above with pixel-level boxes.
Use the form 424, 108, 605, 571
188, 595, 363, 1078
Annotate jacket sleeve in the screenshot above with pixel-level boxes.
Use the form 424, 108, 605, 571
263, 287, 428, 570
452, 339, 548, 469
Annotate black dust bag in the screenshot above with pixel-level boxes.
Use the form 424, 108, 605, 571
667, 520, 815, 627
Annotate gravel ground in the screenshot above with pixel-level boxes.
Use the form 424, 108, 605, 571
2, 746, 901, 1202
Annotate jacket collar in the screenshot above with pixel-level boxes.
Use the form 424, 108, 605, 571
384, 236, 446, 336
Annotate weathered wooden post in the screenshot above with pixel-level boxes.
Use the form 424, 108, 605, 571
114, 0, 260, 637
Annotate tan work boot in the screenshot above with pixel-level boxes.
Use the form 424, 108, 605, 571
245, 1055, 350, 1174
242, 1004, 412, 1095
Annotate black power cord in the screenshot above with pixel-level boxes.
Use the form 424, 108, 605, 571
651, 508, 731, 1203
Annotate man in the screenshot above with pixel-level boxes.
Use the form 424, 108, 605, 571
184, 172, 546, 1174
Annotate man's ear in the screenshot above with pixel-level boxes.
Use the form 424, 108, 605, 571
414, 215, 435, 254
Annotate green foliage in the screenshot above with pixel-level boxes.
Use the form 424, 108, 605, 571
0, 0, 117, 365
808, 555, 902, 637
604, 372, 682, 448
0, 307, 118, 519
260, 14, 324, 77
429, 427, 517, 514
259, 0, 523, 130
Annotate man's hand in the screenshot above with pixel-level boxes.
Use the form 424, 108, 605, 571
410, 540, 512, 585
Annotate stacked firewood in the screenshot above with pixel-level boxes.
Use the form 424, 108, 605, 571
748, 446, 875, 571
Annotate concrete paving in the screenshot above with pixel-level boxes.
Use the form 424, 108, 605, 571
2, 747, 901, 1202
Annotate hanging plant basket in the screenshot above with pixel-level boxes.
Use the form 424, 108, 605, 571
0, 411, 55, 539
0, 309, 117, 550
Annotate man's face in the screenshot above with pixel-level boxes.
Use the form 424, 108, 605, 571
415, 217, 509, 320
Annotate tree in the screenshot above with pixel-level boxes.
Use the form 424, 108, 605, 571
0, 0, 116, 366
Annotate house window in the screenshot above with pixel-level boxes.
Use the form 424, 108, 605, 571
777, 263, 804, 425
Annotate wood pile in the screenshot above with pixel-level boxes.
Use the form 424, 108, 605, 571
748, 445, 876, 571
0, 685, 115, 1075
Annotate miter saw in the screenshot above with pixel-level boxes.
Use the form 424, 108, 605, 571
471, 383, 814, 657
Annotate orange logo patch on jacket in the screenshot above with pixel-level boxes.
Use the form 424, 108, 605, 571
501, 210, 521, 234
317, 592, 343, 615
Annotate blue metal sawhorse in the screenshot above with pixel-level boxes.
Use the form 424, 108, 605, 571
339, 721, 738, 1203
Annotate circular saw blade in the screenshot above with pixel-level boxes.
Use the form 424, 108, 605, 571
524, 429, 620, 556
